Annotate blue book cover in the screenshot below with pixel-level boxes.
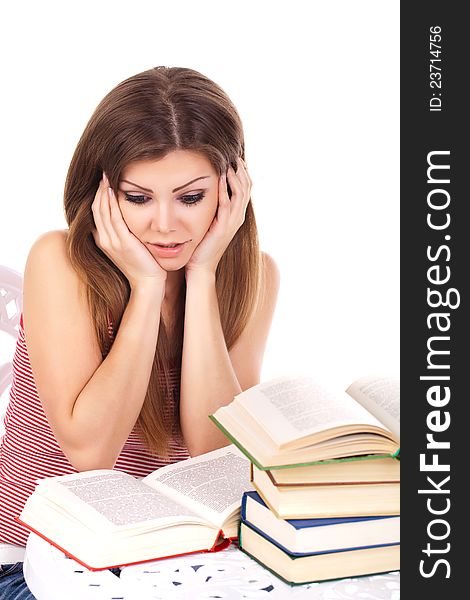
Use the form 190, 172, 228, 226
241, 491, 399, 557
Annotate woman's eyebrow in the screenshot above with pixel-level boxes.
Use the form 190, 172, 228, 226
119, 176, 211, 194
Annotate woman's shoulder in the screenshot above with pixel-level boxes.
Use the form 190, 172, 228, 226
260, 251, 280, 293
27, 229, 68, 256
24, 229, 81, 293
26, 230, 71, 271
255, 251, 280, 319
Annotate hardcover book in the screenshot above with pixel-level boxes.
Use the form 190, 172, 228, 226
241, 491, 400, 555
18, 446, 251, 570
262, 455, 400, 486
251, 463, 400, 518
210, 375, 400, 469
239, 520, 400, 585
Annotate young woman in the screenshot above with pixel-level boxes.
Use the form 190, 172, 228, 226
0, 66, 279, 597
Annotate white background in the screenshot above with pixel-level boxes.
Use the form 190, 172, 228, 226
0, 0, 399, 388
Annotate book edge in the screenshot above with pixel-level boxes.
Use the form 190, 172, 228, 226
16, 517, 231, 571
239, 517, 400, 557
238, 522, 400, 586
243, 491, 399, 526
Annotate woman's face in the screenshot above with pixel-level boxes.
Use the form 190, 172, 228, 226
117, 150, 220, 271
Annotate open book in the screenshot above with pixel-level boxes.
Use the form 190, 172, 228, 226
18, 446, 251, 570
210, 375, 400, 469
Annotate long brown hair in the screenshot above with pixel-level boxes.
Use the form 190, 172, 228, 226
63, 67, 261, 455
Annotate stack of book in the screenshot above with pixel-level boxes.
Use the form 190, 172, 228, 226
210, 374, 400, 585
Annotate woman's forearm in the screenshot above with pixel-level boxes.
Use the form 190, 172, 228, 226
66, 280, 165, 470
180, 270, 242, 455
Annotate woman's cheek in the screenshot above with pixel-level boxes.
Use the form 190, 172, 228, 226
118, 203, 140, 235
204, 195, 219, 225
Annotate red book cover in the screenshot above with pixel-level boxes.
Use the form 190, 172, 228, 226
17, 517, 235, 571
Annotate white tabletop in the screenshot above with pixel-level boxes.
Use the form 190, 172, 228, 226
24, 533, 400, 600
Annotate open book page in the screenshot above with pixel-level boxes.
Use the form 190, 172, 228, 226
236, 377, 387, 448
346, 376, 400, 438
36, 470, 204, 530
143, 445, 253, 529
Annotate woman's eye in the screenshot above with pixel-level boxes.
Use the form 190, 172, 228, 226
123, 191, 205, 206
180, 192, 205, 206
124, 193, 150, 205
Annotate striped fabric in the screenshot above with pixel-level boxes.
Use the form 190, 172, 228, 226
0, 315, 189, 547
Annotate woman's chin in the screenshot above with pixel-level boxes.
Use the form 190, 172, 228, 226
147, 246, 190, 272
155, 257, 187, 272
152, 244, 198, 273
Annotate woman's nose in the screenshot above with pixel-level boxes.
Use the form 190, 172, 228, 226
150, 200, 176, 233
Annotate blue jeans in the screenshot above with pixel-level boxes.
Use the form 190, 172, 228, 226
0, 563, 35, 599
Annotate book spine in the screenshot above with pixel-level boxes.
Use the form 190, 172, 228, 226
241, 492, 248, 521
240, 517, 398, 557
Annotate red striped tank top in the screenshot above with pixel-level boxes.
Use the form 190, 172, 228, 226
0, 315, 189, 546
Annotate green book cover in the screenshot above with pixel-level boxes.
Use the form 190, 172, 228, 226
208, 414, 399, 470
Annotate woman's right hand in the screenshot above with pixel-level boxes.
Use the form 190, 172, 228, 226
92, 172, 167, 290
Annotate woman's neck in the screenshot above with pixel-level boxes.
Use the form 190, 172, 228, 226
164, 269, 185, 305
161, 269, 185, 335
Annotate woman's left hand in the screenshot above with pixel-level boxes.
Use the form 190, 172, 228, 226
185, 157, 252, 276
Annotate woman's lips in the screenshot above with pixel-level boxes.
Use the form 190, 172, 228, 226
148, 241, 189, 258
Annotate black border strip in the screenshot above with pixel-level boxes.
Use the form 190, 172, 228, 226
401, 2, 466, 596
